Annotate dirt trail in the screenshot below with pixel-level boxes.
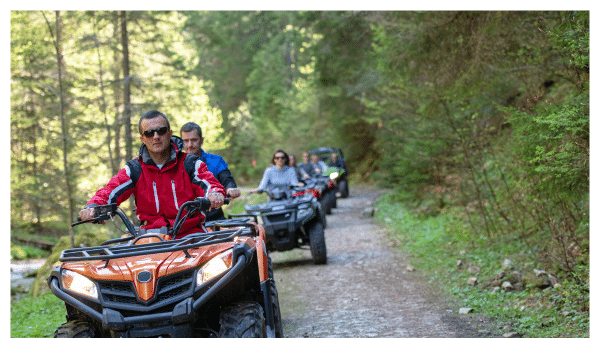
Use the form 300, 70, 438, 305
269, 186, 500, 338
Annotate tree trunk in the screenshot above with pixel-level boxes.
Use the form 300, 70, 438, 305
48, 10, 75, 248
121, 11, 132, 161
120, 11, 136, 223
92, 14, 116, 174
112, 11, 122, 173
32, 124, 41, 225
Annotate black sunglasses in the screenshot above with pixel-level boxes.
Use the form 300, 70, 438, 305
142, 127, 169, 138
274, 156, 286, 160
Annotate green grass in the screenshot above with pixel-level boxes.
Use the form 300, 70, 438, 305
374, 194, 589, 338
11, 243, 50, 260
222, 191, 268, 216
11, 293, 66, 338
11, 230, 63, 244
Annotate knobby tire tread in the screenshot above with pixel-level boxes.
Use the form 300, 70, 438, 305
269, 279, 284, 338
54, 320, 98, 338
309, 222, 327, 264
219, 302, 266, 338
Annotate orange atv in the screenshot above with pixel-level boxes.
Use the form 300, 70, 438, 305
48, 198, 283, 338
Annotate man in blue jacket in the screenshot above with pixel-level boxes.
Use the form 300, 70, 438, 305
180, 122, 241, 221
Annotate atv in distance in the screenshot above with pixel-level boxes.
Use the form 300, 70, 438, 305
48, 197, 283, 338
236, 185, 327, 265
309, 147, 349, 198
297, 175, 336, 216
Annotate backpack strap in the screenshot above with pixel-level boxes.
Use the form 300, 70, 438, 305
126, 157, 143, 185
123, 157, 143, 212
182, 153, 199, 182
182, 153, 210, 192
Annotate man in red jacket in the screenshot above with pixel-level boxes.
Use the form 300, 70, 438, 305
79, 110, 226, 238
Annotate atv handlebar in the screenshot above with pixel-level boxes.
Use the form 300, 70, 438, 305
169, 197, 230, 238
72, 197, 229, 239
72, 203, 138, 238
74, 204, 119, 225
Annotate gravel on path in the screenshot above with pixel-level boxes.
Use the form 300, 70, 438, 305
269, 187, 501, 338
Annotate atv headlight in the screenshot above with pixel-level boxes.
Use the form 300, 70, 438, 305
329, 171, 339, 180
297, 205, 314, 220
298, 209, 311, 220
197, 249, 233, 286
61, 269, 98, 300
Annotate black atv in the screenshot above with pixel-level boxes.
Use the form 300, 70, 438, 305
235, 185, 327, 265
299, 175, 337, 215
309, 147, 349, 198
48, 198, 283, 338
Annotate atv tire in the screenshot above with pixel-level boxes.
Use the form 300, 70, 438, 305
219, 302, 267, 338
54, 320, 98, 338
266, 256, 283, 338
322, 192, 332, 215
267, 256, 274, 280
319, 205, 327, 229
339, 180, 349, 198
331, 191, 337, 208
308, 222, 327, 264
268, 279, 284, 338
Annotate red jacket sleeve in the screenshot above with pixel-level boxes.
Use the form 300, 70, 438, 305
86, 166, 135, 207
189, 157, 227, 197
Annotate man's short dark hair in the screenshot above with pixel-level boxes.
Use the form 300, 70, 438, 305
180, 122, 203, 138
138, 110, 171, 134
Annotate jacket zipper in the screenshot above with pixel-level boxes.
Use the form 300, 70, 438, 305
171, 180, 179, 210
153, 182, 159, 213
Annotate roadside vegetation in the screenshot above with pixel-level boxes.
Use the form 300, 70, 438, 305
11, 244, 50, 260
375, 194, 588, 338
11, 293, 66, 338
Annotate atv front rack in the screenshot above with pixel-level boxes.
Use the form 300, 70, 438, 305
205, 217, 258, 229
60, 224, 256, 263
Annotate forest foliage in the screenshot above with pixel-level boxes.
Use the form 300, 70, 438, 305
11, 11, 588, 279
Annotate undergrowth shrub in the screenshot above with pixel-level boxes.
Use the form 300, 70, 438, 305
375, 193, 589, 338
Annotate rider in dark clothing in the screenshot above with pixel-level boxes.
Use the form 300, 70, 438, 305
289, 154, 309, 181
299, 152, 320, 177
328, 153, 346, 170
328, 152, 349, 181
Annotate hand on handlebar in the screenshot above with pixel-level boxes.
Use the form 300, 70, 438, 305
78, 206, 105, 224
226, 188, 241, 199
207, 192, 225, 210
79, 208, 95, 221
